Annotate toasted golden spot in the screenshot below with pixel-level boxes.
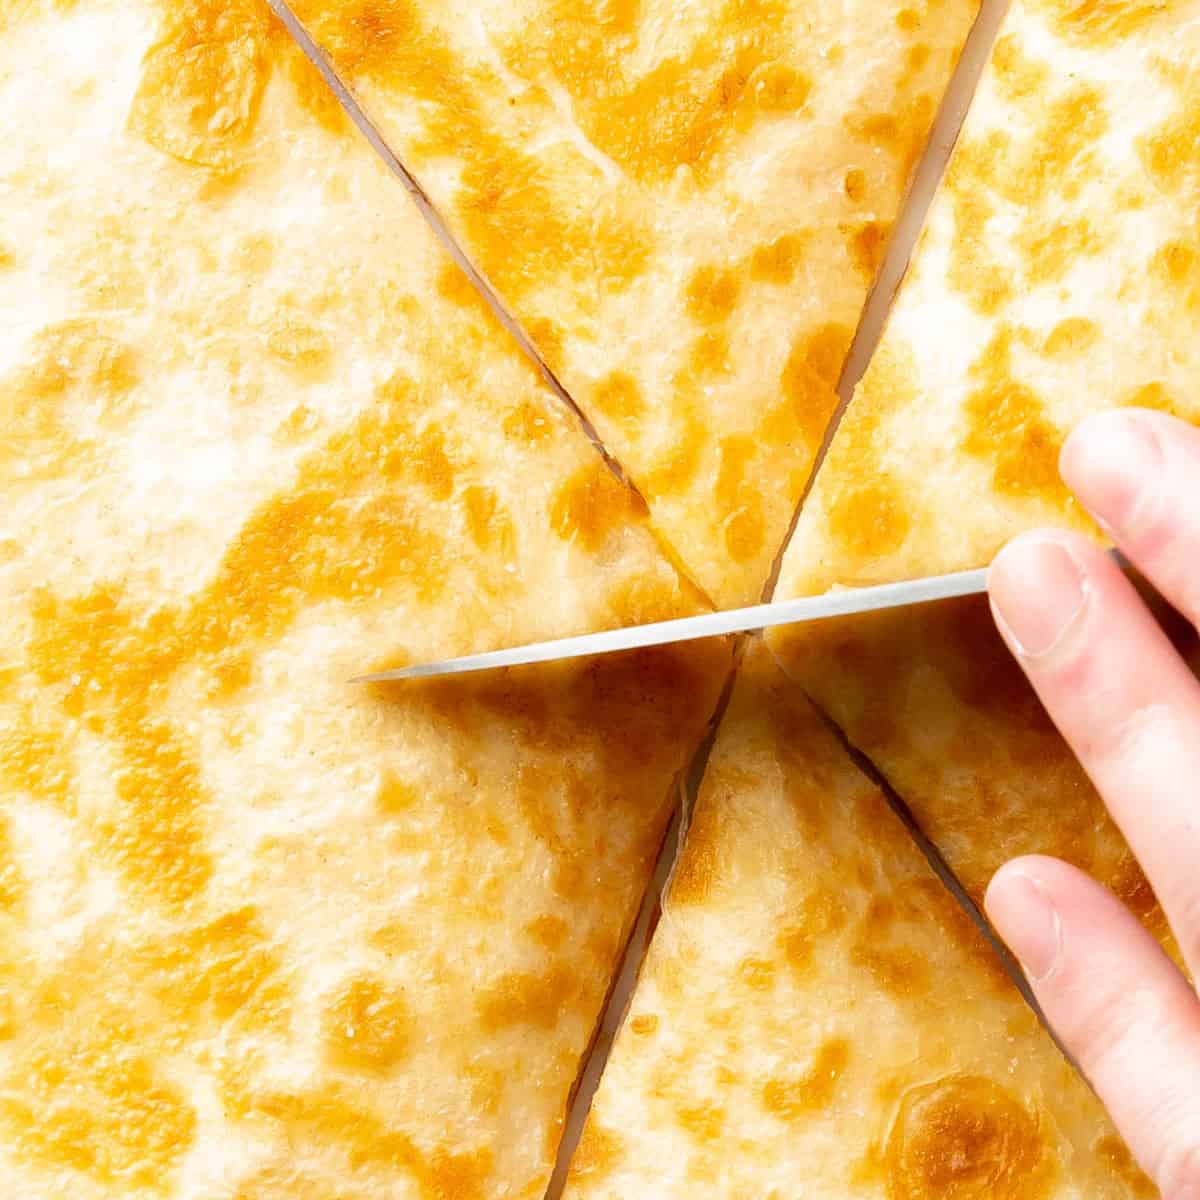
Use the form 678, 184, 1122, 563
847, 94, 936, 177
1151, 238, 1200, 313
526, 913, 569, 950
896, 8, 921, 32
736, 956, 776, 990
102, 715, 215, 904
753, 64, 813, 112
591, 369, 645, 432
715, 434, 766, 564
851, 220, 889, 280
550, 461, 645, 553
283, 35, 351, 135
1142, 95, 1200, 193
962, 331, 1068, 505
948, 187, 1010, 314
462, 484, 517, 560
477, 963, 578, 1032
1021, 218, 1103, 287
750, 233, 806, 283
775, 887, 849, 978
275, 403, 318, 443
436, 259, 483, 311
324, 975, 412, 1072
569, 1121, 625, 1185
249, 1085, 493, 1192
1095, 1133, 1156, 1196
583, 48, 792, 183
128, 6, 269, 171
678, 1101, 726, 1140
20, 319, 138, 406
828, 477, 912, 561
886, 1075, 1053, 1199
629, 1013, 659, 1037
844, 168, 867, 203
1, 1014, 196, 1186
990, 33, 1049, 100
1042, 0, 1174, 45
1009, 85, 1109, 207
761, 1038, 850, 1120
687, 329, 731, 376
139, 906, 289, 1034
686, 264, 742, 325
905, 43, 932, 75
605, 571, 694, 627
0, 242, 14, 269
643, 398, 705, 499
850, 937, 928, 997
781, 322, 853, 451
670, 788, 725, 907
1042, 317, 1099, 357
502, 399, 555, 444
0, 712, 73, 811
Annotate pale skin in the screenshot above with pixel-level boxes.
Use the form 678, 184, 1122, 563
985, 408, 1200, 1199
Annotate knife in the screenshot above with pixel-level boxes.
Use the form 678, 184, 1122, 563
355, 565, 995, 682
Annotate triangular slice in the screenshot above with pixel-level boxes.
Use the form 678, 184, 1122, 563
768, 597, 1180, 966
0, 2, 727, 1195
282, 0, 982, 606
778, 0, 1200, 596
563, 645, 1151, 1198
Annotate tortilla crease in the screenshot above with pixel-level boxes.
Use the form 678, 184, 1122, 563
563, 646, 1152, 1198
0, 2, 729, 1194
777, 0, 1200, 598
283, 0, 982, 607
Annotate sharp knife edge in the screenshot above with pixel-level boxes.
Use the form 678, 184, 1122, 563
355, 566, 992, 682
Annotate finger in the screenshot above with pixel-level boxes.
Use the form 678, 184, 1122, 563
987, 856, 1200, 1198
1061, 408, 1200, 632
989, 532, 1200, 976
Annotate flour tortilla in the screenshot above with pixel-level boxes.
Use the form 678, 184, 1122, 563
776, 0, 1200, 598
285, 0, 983, 606
0, 3, 726, 1194
563, 645, 1152, 1198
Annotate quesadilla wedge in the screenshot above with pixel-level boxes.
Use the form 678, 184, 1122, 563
0, 2, 728, 1194
279, 0, 982, 606
776, 0, 1200, 598
563, 645, 1152, 1198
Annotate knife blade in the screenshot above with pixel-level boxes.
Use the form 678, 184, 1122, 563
355, 566, 993, 682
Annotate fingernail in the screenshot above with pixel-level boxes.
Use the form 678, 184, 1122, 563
989, 537, 1089, 659
1061, 410, 1164, 536
987, 871, 1063, 984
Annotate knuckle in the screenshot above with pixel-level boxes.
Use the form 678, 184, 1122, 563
1059, 976, 1142, 1079
1081, 700, 1175, 775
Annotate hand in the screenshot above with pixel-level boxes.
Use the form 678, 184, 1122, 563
985, 408, 1200, 1199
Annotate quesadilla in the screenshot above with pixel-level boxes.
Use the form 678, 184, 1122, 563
280, 0, 982, 606
776, 0, 1200, 597
563, 645, 1152, 1198
0, 2, 728, 1194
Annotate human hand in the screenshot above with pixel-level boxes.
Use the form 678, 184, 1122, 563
985, 408, 1200, 1199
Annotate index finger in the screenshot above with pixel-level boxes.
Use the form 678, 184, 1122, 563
989, 532, 1200, 978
